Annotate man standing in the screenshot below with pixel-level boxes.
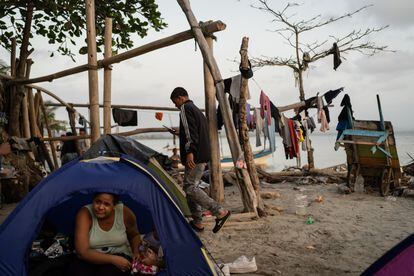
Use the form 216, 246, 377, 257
170, 87, 230, 233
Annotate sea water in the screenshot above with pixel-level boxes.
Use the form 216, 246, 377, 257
134, 130, 414, 172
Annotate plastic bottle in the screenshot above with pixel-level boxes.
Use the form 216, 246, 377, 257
295, 194, 308, 216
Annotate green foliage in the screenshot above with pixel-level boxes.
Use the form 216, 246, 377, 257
0, 0, 167, 61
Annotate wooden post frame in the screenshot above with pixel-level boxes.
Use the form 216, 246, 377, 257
103, 17, 113, 135
177, 0, 258, 215
239, 37, 266, 216
85, 0, 101, 143
203, 35, 224, 202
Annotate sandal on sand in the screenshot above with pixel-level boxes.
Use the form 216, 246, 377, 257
189, 220, 205, 232
213, 211, 231, 233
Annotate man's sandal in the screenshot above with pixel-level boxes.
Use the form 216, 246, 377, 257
189, 220, 205, 232
212, 211, 231, 233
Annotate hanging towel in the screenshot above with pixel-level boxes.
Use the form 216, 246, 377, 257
268, 117, 276, 153
112, 108, 138, 126
155, 112, 163, 121
319, 109, 329, 132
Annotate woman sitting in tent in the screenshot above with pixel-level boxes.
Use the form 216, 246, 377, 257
68, 193, 142, 275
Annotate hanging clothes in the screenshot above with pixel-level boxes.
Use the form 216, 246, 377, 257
246, 104, 254, 129
269, 101, 281, 133
319, 109, 329, 132
155, 112, 163, 121
223, 75, 251, 103
336, 94, 354, 139
254, 108, 263, 147
268, 117, 276, 153
324, 87, 344, 104
260, 91, 271, 124
112, 108, 138, 126
329, 42, 342, 70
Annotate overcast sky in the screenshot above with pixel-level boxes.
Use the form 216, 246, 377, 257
1, 0, 413, 132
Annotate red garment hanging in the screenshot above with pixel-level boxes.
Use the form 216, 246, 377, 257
155, 112, 163, 121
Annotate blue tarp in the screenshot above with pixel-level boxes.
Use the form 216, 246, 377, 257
0, 155, 214, 275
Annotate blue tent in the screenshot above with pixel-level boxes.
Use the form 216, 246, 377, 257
0, 155, 216, 275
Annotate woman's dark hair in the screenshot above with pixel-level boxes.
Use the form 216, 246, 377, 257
170, 87, 188, 100
93, 193, 120, 205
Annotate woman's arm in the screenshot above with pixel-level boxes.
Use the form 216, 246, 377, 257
124, 206, 142, 260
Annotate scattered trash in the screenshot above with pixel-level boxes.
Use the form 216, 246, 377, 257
295, 194, 308, 216
293, 187, 306, 192
386, 196, 397, 202
305, 245, 316, 250
338, 184, 351, 194
225, 255, 257, 274
315, 195, 323, 203
306, 216, 314, 225
261, 191, 281, 199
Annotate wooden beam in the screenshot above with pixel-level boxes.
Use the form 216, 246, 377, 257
177, 0, 258, 216
103, 17, 113, 135
41, 127, 175, 141
85, 0, 100, 143
10, 21, 227, 85
21, 59, 33, 138
203, 35, 224, 203
44, 102, 180, 112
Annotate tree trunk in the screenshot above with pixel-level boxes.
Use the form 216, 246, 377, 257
295, 30, 315, 170
9, 1, 35, 136
238, 37, 266, 216
203, 35, 224, 203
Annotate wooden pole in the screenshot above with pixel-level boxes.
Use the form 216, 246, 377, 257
203, 35, 224, 202
103, 17, 113, 135
21, 59, 33, 138
177, 0, 258, 215
10, 37, 16, 77
39, 94, 59, 169
67, 105, 82, 156
27, 88, 39, 137
34, 91, 41, 130
85, 0, 100, 143
11, 21, 226, 85
239, 37, 266, 216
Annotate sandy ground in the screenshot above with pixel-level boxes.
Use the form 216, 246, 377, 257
199, 182, 414, 276
1, 182, 413, 276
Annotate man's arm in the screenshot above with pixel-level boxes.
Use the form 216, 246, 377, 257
124, 206, 142, 261
181, 105, 200, 168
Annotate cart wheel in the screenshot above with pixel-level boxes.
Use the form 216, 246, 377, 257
380, 168, 392, 196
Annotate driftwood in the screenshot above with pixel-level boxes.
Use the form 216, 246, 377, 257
257, 167, 347, 184
85, 0, 100, 143
203, 35, 224, 202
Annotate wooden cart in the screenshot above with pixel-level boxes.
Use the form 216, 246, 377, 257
335, 95, 401, 196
